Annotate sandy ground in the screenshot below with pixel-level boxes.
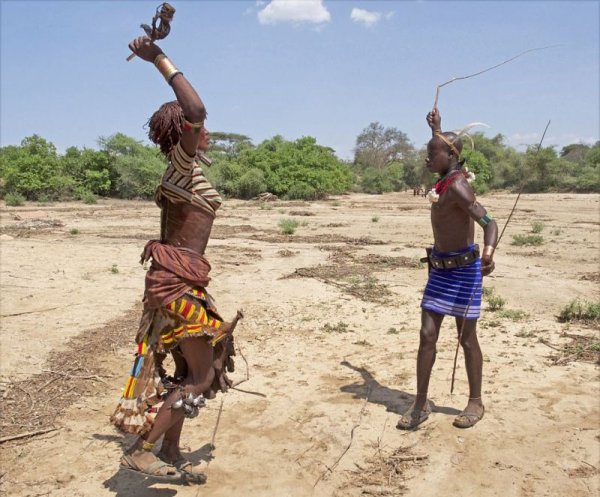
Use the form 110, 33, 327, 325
0, 192, 598, 497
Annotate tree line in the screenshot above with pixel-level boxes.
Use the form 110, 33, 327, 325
1, 124, 597, 205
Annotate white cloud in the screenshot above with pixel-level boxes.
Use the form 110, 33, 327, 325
258, 0, 331, 25
351, 8, 381, 27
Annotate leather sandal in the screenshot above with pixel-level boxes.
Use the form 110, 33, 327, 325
120, 453, 183, 482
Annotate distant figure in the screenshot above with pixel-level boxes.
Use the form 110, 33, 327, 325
397, 108, 497, 430
111, 36, 242, 483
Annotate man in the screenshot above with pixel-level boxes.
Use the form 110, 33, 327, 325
397, 108, 497, 430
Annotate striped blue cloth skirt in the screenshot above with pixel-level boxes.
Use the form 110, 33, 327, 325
421, 244, 482, 319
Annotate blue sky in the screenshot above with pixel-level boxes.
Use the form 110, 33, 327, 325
1, 0, 598, 159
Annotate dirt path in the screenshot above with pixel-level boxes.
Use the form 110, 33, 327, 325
1, 193, 598, 497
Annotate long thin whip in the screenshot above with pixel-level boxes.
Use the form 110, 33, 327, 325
434, 45, 560, 110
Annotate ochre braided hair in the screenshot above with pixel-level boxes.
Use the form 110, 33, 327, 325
146, 101, 184, 156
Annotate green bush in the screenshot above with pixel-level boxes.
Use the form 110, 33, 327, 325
531, 221, 545, 233
558, 299, 600, 324
279, 218, 299, 235
360, 168, 394, 194
487, 295, 506, 311
74, 186, 96, 203
5, 192, 25, 206
285, 182, 317, 200
511, 234, 544, 246
232, 168, 267, 199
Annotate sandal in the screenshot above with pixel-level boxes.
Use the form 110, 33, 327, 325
120, 453, 183, 482
453, 405, 485, 429
157, 453, 207, 484
396, 401, 431, 430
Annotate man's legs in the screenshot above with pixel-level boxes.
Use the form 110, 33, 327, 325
454, 317, 484, 426
397, 310, 444, 429
415, 310, 444, 410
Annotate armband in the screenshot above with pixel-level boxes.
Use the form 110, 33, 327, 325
154, 54, 182, 84
482, 245, 495, 259
477, 214, 493, 228
183, 119, 204, 132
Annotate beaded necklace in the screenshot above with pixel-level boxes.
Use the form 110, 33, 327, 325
427, 167, 475, 204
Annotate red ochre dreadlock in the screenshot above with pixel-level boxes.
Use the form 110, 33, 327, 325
146, 101, 184, 157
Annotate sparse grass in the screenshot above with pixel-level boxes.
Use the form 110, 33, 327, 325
331, 201, 341, 207
531, 221, 545, 233
551, 229, 562, 235
259, 203, 272, 210
487, 294, 507, 311
511, 234, 544, 246
349, 275, 379, 291
515, 329, 536, 338
5, 192, 25, 206
81, 272, 92, 281
110, 264, 119, 274
322, 321, 352, 333
482, 287, 494, 299
496, 309, 529, 321
69, 228, 80, 235
387, 327, 399, 335
371, 216, 379, 223
279, 218, 299, 235
557, 299, 600, 325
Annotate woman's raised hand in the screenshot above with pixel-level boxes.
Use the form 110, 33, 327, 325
128, 36, 164, 63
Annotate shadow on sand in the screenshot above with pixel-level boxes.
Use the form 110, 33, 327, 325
339, 360, 461, 417
100, 434, 214, 496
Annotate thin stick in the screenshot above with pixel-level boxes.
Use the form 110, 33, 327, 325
538, 338, 562, 352
433, 45, 559, 110
209, 399, 224, 453
313, 385, 371, 487
1, 306, 63, 318
232, 342, 251, 388
41, 369, 111, 385
0, 427, 58, 444
230, 386, 266, 398
45, 386, 77, 405
497, 120, 551, 246
389, 454, 429, 462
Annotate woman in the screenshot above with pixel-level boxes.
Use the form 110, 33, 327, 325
111, 36, 242, 483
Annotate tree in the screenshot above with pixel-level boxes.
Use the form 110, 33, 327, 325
354, 122, 413, 171
210, 135, 352, 199
0, 135, 72, 200
98, 133, 166, 199
61, 147, 114, 195
462, 149, 492, 194
209, 132, 253, 159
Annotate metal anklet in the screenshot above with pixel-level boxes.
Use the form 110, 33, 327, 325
171, 391, 206, 418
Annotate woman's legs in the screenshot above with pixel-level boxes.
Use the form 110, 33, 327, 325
126, 338, 214, 473
158, 338, 215, 462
